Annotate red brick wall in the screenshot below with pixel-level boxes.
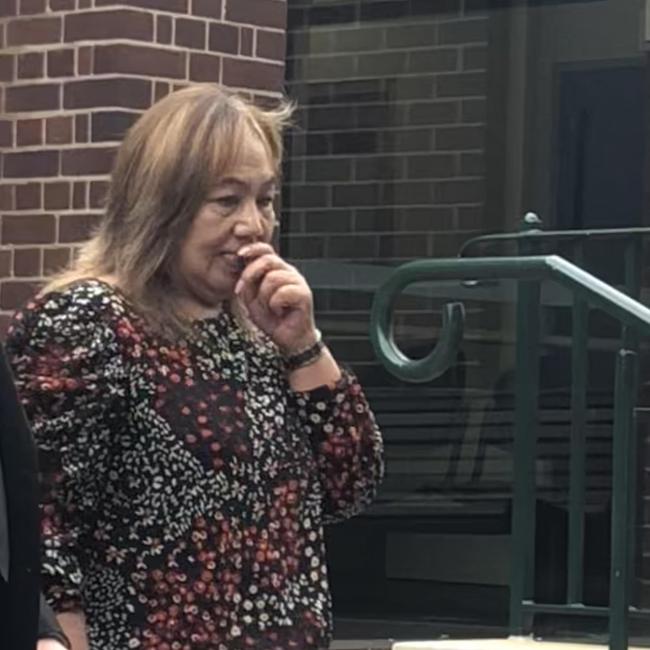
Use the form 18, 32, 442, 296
0, 0, 287, 332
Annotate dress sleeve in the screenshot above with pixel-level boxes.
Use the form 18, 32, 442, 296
5, 291, 127, 613
291, 369, 384, 524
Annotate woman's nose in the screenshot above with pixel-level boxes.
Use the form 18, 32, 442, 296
234, 201, 265, 240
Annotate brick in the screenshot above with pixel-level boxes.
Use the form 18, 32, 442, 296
62, 147, 116, 176
327, 234, 375, 259
73, 182, 86, 209
0, 251, 11, 278
65, 9, 153, 42
2, 214, 56, 244
95, 0, 187, 11
14, 248, 41, 277
358, 51, 407, 77
354, 156, 403, 181
226, 0, 286, 29
48, 49, 74, 77
49, 0, 74, 10
92, 111, 138, 143
77, 46, 92, 75
209, 23, 237, 54
409, 101, 459, 125
94, 44, 186, 80
59, 213, 101, 243
65, 78, 151, 110
257, 30, 285, 61
332, 183, 381, 207
154, 81, 170, 101
436, 125, 484, 150
0, 55, 14, 82
16, 119, 43, 147
0, 0, 17, 17
43, 247, 71, 274
438, 18, 488, 44
240, 27, 253, 56
385, 180, 434, 205
435, 179, 485, 204
334, 26, 383, 52
20, 0, 46, 14
282, 185, 328, 209
463, 44, 488, 70
410, 48, 459, 73
17, 52, 43, 79
0, 281, 40, 310
189, 53, 220, 83
89, 181, 109, 208
4, 151, 58, 178
176, 17, 205, 49
15, 183, 41, 210
0, 121, 12, 148
378, 234, 429, 258
75, 113, 89, 142
157, 15, 172, 44
6, 84, 60, 112
46, 116, 72, 144
222, 58, 283, 92
44, 182, 70, 210
191, 0, 221, 19
331, 131, 378, 155
407, 153, 456, 179
0, 187, 14, 211
437, 72, 486, 98
305, 158, 352, 182
386, 23, 436, 48
7, 17, 61, 46
302, 210, 351, 233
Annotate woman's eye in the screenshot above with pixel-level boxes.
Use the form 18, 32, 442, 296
258, 196, 274, 209
210, 196, 239, 210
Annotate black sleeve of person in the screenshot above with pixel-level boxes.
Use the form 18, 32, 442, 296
38, 593, 71, 648
0, 340, 65, 649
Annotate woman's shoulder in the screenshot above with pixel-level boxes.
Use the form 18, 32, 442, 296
7, 278, 131, 349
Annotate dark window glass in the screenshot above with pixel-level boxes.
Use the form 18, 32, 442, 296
284, 0, 650, 643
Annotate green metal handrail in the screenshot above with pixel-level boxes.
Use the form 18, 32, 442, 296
458, 216, 649, 628
370, 253, 650, 650
459, 212, 650, 258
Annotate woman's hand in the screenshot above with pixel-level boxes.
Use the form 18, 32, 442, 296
234, 243, 318, 354
37, 641, 68, 650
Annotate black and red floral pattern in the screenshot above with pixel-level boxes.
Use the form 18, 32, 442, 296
6, 280, 384, 650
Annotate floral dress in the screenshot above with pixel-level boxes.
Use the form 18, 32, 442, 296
5, 280, 384, 650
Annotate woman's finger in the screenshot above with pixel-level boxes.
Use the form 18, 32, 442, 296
256, 270, 303, 309
235, 254, 293, 296
267, 283, 310, 316
238, 242, 275, 261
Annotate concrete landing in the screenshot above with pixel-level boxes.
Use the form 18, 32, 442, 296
393, 638, 647, 650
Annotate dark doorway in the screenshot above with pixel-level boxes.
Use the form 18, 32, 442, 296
555, 64, 645, 229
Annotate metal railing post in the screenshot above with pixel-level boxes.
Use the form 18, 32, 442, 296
568, 241, 588, 605
609, 349, 638, 650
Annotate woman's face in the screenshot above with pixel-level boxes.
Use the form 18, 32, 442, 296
174, 129, 277, 311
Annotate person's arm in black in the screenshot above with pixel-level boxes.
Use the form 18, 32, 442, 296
38, 594, 70, 648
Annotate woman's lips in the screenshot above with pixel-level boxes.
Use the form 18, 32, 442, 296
220, 252, 246, 274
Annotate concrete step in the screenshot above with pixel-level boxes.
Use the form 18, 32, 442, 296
393, 637, 648, 650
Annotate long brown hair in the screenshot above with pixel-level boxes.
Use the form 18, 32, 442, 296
44, 84, 293, 336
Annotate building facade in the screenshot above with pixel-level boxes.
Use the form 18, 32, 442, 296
3, 0, 650, 645
0, 0, 287, 334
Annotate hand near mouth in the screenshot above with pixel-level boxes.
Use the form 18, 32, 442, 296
234, 243, 319, 354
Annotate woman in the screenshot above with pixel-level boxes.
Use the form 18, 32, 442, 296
5, 85, 383, 650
